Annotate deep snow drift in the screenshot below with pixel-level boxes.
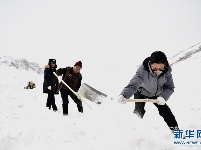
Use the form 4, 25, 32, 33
1, 44, 201, 150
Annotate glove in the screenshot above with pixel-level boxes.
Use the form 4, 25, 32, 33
157, 97, 166, 105
47, 86, 51, 90
75, 92, 82, 100
118, 95, 127, 104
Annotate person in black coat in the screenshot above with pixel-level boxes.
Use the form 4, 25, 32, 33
43, 59, 59, 111
56, 61, 83, 115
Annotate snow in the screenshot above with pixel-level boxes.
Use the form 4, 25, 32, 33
1, 46, 201, 150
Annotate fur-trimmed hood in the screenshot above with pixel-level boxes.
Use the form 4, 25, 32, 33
44, 65, 50, 69
44, 64, 57, 69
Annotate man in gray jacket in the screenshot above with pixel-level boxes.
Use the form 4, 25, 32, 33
118, 51, 179, 132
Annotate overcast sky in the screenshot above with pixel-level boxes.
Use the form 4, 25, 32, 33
0, 0, 201, 67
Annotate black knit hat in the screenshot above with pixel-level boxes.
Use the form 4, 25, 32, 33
149, 51, 167, 65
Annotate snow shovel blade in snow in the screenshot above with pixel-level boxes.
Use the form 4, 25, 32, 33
78, 83, 159, 103
79, 83, 107, 104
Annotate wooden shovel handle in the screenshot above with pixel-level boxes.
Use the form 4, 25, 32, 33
128, 99, 158, 103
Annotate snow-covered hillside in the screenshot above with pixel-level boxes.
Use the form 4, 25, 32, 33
169, 42, 201, 65
1, 43, 201, 150
0, 55, 43, 74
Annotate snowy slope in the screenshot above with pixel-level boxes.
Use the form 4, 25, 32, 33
169, 42, 201, 65
1, 43, 201, 150
0, 55, 43, 74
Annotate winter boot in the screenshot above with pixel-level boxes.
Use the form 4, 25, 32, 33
46, 105, 51, 110
170, 127, 186, 139
52, 104, 58, 112
133, 109, 145, 119
77, 104, 83, 113
170, 127, 179, 133
62, 103, 68, 116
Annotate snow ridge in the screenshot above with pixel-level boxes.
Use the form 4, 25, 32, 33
170, 42, 201, 66
0, 55, 43, 74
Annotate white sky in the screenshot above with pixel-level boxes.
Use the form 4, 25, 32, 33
0, 0, 201, 67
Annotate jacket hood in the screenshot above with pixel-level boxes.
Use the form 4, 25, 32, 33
45, 64, 57, 69
44, 65, 50, 68
142, 57, 171, 74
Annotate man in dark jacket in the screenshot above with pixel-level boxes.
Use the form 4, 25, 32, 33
118, 51, 179, 133
56, 61, 83, 115
43, 59, 59, 111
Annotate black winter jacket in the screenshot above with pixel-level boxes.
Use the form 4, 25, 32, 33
43, 65, 59, 94
56, 67, 82, 92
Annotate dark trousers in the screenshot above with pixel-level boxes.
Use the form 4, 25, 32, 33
60, 88, 83, 115
46, 91, 57, 111
133, 91, 178, 128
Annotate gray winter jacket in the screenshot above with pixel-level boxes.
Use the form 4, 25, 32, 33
120, 57, 175, 101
